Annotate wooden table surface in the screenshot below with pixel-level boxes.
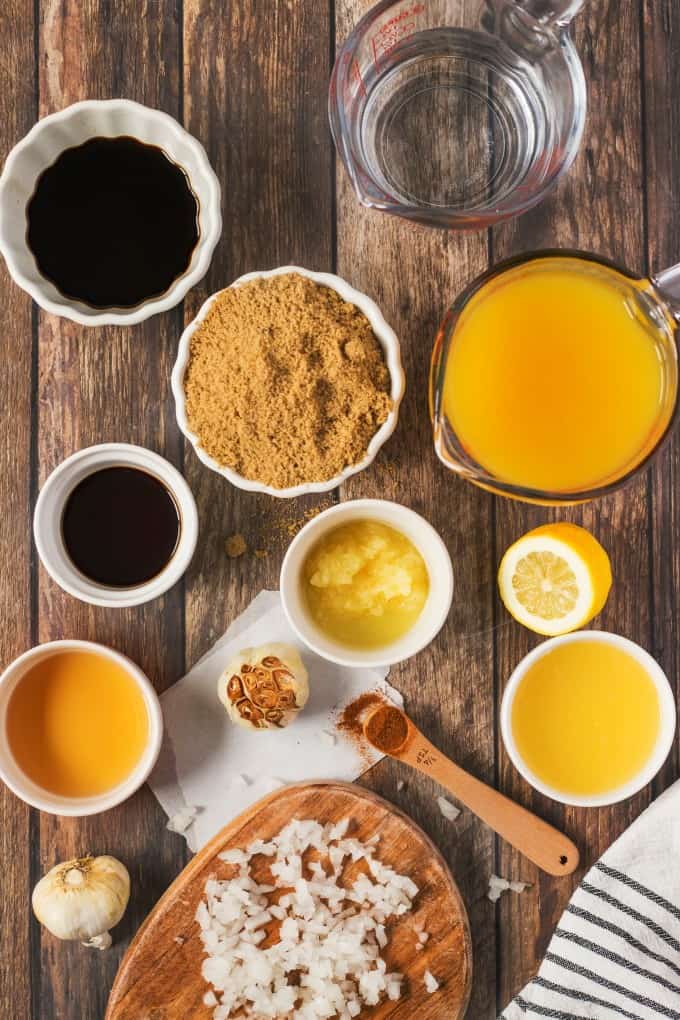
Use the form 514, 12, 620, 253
1, 2, 678, 1018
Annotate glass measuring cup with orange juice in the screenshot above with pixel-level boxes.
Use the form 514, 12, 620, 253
430, 251, 679, 503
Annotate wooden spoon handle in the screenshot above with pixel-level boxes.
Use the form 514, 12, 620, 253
402, 734, 579, 877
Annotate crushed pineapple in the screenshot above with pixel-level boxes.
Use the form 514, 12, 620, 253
302, 519, 429, 649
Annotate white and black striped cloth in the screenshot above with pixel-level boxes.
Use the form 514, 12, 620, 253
501, 781, 680, 1020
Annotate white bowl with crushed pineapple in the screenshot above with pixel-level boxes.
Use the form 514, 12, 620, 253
280, 499, 454, 668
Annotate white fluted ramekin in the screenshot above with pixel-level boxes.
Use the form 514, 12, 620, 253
0, 99, 221, 325
172, 266, 405, 497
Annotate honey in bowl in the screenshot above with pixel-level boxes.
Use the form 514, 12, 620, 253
301, 519, 429, 650
6, 650, 149, 798
510, 638, 661, 798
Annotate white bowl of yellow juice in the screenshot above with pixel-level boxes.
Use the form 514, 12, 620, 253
0, 640, 163, 816
280, 500, 453, 668
501, 632, 676, 807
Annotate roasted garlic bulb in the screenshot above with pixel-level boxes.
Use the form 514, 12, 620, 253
218, 643, 309, 730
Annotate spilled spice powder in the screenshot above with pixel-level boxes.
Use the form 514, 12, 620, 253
183, 274, 392, 490
336, 691, 390, 769
364, 705, 409, 754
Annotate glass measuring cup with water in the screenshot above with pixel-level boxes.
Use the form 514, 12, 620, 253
330, 0, 586, 229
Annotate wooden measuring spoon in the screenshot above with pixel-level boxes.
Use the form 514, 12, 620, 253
363, 703, 579, 877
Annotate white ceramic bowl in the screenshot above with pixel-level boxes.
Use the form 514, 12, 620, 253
0, 640, 163, 816
0, 99, 221, 324
171, 266, 405, 497
280, 499, 453, 668
500, 631, 676, 808
34, 443, 198, 608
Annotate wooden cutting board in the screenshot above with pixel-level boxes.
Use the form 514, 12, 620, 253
106, 782, 472, 1020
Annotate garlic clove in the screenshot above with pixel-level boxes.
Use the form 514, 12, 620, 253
32, 855, 130, 946
218, 643, 309, 731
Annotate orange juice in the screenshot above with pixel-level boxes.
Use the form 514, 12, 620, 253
6, 650, 149, 797
511, 639, 661, 797
442, 257, 677, 493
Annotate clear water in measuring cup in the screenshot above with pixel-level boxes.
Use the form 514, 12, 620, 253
358, 27, 550, 212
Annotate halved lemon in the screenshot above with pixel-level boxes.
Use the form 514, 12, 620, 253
498, 523, 612, 636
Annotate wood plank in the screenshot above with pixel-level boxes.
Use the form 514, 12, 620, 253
0, 3, 36, 1018
35, 3, 186, 1018
644, 0, 680, 793
182, 0, 334, 667
333, 3, 495, 1014
490, 2, 651, 1008
107, 783, 472, 1020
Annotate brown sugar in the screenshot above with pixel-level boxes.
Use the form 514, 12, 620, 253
225, 533, 247, 558
183, 273, 393, 490
364, 704, 409, 754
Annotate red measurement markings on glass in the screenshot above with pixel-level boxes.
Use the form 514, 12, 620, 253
371, 4, 425, 69
356, 166, 394, 203
350, 58, 367, 99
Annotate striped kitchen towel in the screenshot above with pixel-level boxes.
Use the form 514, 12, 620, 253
501, 780, 680, 1019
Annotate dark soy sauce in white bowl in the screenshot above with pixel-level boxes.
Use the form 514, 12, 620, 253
27, 136, 199, 308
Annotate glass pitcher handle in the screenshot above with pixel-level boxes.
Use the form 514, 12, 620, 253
485, 0, 585, 59
514, 0, 585, 29
654, 263, 680, 321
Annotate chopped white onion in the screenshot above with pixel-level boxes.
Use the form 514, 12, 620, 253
197, 818, 418, 1018
424, 970, 440, 994
166, 805, 198, 834
488, 873, 531, 902
436, 796, 460, 822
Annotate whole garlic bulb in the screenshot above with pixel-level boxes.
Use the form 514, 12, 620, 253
218, 642, 309, 730
32, 855, 130, 949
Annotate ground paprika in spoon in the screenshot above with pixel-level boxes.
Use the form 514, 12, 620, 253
364, 704, 410, 755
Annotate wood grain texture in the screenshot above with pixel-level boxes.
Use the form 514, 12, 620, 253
334, 1, 496, 1012
106, 783, 472, 1020
34, 3, 186, 1019
0, 4, 35, 1019
0, 0, 677, 1017
182, 0, 335, 670
490, 1, 656, 1007
645, 0, 680, 794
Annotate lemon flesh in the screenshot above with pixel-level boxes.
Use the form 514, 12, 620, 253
498, 523, 612, 636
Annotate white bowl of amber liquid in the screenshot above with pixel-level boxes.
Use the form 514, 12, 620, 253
0, 640, 163, 816
280, 500, 454, 668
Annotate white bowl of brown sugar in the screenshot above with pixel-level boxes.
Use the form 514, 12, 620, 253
172, 266, 405, 497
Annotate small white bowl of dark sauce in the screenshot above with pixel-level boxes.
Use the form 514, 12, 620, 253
33, 444, 198, 608
0, 99, 221, 325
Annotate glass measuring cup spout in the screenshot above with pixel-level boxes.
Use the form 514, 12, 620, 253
330, 0, 587, 230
